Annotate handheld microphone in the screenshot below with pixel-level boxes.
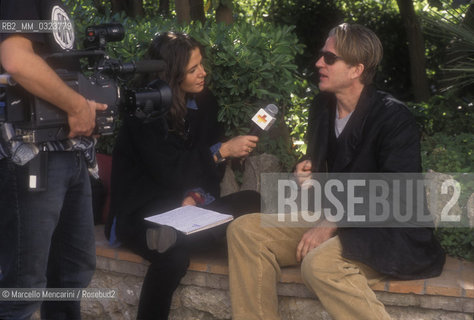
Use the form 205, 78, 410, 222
248, 104, 278, 136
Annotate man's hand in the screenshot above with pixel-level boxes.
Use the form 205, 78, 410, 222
181, 195, 197, 207
296, 221, 337, 262
67, 99, 108, 138
219, 135, 259, 159
294, 159, 313, 187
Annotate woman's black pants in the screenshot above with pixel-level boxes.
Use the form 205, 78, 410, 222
123, 190, 261, 320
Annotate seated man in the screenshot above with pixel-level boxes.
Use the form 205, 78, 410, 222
227, 23, 445, 320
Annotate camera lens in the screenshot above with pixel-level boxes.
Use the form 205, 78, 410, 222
128, 79, 172, 122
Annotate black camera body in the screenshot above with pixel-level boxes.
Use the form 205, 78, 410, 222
0, 23, 171, 143
4, 70, 120, 142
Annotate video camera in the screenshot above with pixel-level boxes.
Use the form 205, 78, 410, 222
0, 23, 172, 144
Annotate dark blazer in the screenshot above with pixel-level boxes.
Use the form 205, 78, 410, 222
108, 88, 225, 242
306, 85, 445, 279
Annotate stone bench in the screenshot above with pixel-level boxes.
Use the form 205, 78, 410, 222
79, 225, 474, 320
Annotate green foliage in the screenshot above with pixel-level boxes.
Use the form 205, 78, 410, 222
415, 91, 474, 261
409, 92, 474, 136
422, 4, 474, 91
206, 0, 233, 11
421, 133, 474, 172
266, 0, 344, 86
234, 0, 273, 26
285, 79, 318, 156
435, 228, 474, 261
190, 23, 304, 132
420, 131, 474, 260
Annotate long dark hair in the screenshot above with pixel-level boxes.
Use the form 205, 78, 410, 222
145, 32, 202, 135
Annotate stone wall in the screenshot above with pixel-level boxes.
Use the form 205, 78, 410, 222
76, 262, 474, 320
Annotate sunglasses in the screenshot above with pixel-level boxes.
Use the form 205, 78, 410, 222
318, 51, 343, 65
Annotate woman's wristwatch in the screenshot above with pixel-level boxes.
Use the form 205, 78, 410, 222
215, 149, 226, 163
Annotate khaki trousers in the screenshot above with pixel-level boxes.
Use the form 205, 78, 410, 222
227, 213, 391, 320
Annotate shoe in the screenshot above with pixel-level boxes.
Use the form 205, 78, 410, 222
146, 225, 178, 253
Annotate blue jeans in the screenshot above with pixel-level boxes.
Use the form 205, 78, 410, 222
0, 152, 96, 320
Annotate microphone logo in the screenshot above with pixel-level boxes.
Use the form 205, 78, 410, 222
251, 104, 278, 131
256, 114, 267, 124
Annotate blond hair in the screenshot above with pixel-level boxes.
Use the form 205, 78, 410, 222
329, 23, 383, 85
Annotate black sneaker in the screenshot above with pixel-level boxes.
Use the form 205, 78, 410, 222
146, 225, 178, 253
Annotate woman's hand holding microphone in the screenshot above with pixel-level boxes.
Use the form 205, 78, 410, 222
217, 135, 259, 160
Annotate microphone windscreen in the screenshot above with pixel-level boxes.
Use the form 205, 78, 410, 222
265, 104, 278, 117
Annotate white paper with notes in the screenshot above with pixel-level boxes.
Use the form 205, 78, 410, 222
144, 206, 233, 235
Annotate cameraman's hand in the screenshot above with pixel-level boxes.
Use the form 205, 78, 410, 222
67, 99, 108, 138
219, 135, 259, 159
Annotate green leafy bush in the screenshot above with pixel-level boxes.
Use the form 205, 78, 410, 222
265, 0, 344, 83
418, 111, 474, 261
435, 228, 474, 261
191, 23, 303, 126
421, 133, 474, 173
410, 93, 474, 136
285, 79, 318, 156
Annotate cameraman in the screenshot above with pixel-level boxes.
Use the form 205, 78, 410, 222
0, 1, 106, 319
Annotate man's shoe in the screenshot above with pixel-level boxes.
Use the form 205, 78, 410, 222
146, 225, 178, 253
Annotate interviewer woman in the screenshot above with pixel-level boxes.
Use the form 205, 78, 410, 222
107, 32, 260, 320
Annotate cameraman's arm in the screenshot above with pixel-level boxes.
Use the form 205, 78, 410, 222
0, 35, 107, 137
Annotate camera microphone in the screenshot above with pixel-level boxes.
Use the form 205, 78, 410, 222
84, 23, 125, 50
248, 104, 278, 136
